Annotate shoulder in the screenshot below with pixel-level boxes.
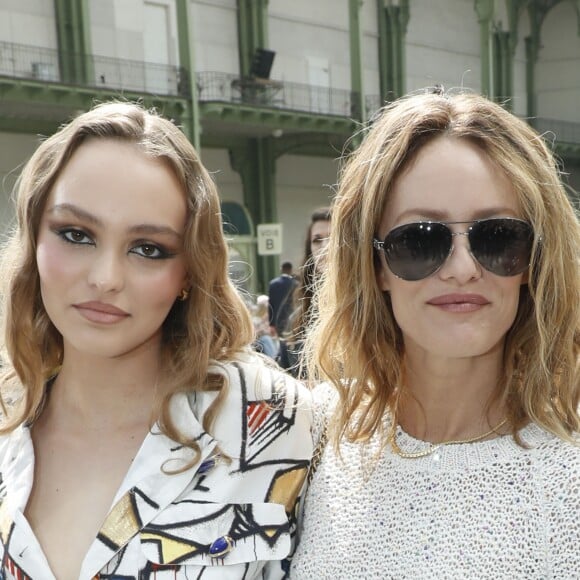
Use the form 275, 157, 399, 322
527, 428, 580, 576
530, 428, 580, 489
204, 353, 314, 457
212, 352, 312, 407
526, 426, 580, 514
310, 382, 339, 445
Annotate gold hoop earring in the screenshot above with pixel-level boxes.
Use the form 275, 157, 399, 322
178, 288, 190, 301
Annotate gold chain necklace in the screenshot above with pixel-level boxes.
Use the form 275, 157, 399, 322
390, 418, 508, 459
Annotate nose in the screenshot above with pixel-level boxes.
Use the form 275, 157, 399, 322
437, 232, 482, 283
87, 249, 125, 294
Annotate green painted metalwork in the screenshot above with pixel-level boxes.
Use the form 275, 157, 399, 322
474, 0, 494, 96
237, 0, 270, 77
524, 0, 572, 119
53, 0, 92, 84
0, 77, 187, 129
229, 139, 278, 292
199, 102, 356, 134
349, 0, 365, 120
377, 0, 409, 101
237, 0, 250, 76
492, 30, 513, 106
176, 0, 201, 151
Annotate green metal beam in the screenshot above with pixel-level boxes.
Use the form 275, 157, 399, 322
237, 0, 251, 76
237, 0, 270, 77
0, 117, 62, 135
474, 0, 494, 97
230, 139, 278, 292
377, 1, 389, 100
175, 0, 201, 151
53, 0, 92, 84
199, 102, 356, 135
0, 78, 188, 121
349, 0, 365, 120
377, 0, 409, 101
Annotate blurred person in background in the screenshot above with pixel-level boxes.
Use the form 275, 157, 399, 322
268, 261, 297, 337
279, 207, 331, 378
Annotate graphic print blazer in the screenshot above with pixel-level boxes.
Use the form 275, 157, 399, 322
0, 358, 313, 579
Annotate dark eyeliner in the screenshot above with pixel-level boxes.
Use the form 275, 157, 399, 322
131, 242, 177, 260
52, 226, 93, 245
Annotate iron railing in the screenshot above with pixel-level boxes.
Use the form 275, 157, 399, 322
1, 42, 579, 139
0, 40, 187, 97
196, 71, 357, 118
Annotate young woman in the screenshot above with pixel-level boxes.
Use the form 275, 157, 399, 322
0, 102, 312, 579
279, 207, 331, 378
291, 91, 579, 578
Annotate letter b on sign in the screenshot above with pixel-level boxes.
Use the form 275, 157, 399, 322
257, 223, 282, 255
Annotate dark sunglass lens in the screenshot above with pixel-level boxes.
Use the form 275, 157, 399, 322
470, 219, 533, 276
383, 222, 451, 281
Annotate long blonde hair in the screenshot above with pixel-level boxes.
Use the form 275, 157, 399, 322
0, 102, 254, 457
307, 91, 579, 446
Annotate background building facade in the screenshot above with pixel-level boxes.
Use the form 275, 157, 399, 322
1, 0, 578, 292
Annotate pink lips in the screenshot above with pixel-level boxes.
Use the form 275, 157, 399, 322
73, 301, 130, 324
427, 293, 490, 313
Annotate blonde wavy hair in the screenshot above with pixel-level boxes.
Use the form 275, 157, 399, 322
0, 102, 254, 460
307, 91, 580, 446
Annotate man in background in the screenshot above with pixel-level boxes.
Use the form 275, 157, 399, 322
268, 261, 297, 337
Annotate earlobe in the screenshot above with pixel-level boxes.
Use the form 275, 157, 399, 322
376, 263, 391, 292
520, 268, 529, 286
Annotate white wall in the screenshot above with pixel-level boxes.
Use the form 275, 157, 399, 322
200, 147, 244, 204
0, 0, 57, 48
276, 154, 339, 266
269, 0, 350, 90
406, 0, 481, 93
362, 0, 380, 102
0, 132, 43, 233
0, 1, 58, 81
191, 0, 238, 74
536, 1, 580, 122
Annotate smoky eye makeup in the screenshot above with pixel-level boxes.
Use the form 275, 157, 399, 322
129, 241, 178, 260
51, 225, 95, 246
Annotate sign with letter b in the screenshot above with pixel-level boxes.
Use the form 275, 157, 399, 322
257, 223, 282, 255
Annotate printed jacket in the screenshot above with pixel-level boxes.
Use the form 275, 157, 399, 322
0, 358, 313, 579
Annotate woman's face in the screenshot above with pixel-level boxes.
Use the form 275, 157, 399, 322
310, 219, 331, 274
36, 138, 188, 360
376, 137, 526, 361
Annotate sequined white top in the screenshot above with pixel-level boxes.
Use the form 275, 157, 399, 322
290, 386, 579, 579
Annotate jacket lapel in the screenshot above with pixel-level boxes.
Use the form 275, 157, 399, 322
80, 393, 217, 579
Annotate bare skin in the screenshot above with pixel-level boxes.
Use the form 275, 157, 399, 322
377, 137, 525, 443
398, 342, 508, 443
25, 346, 158, 580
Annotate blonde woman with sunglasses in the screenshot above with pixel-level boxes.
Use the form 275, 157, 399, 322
291, 90, 579, 579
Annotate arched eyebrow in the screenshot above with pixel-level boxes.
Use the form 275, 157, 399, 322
46, 203, 183, 240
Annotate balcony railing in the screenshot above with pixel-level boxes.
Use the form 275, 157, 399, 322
0, 40, 187, 97
1, 41, 579, 141
196, 71, 357, 118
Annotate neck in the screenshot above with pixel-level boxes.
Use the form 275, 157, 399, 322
397, 346, 507, 443
44, 345, 162, 433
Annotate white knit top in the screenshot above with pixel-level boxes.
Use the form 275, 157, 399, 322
290, 388, 579, 579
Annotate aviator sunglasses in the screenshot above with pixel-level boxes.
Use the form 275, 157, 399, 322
373, 217, 534, 281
